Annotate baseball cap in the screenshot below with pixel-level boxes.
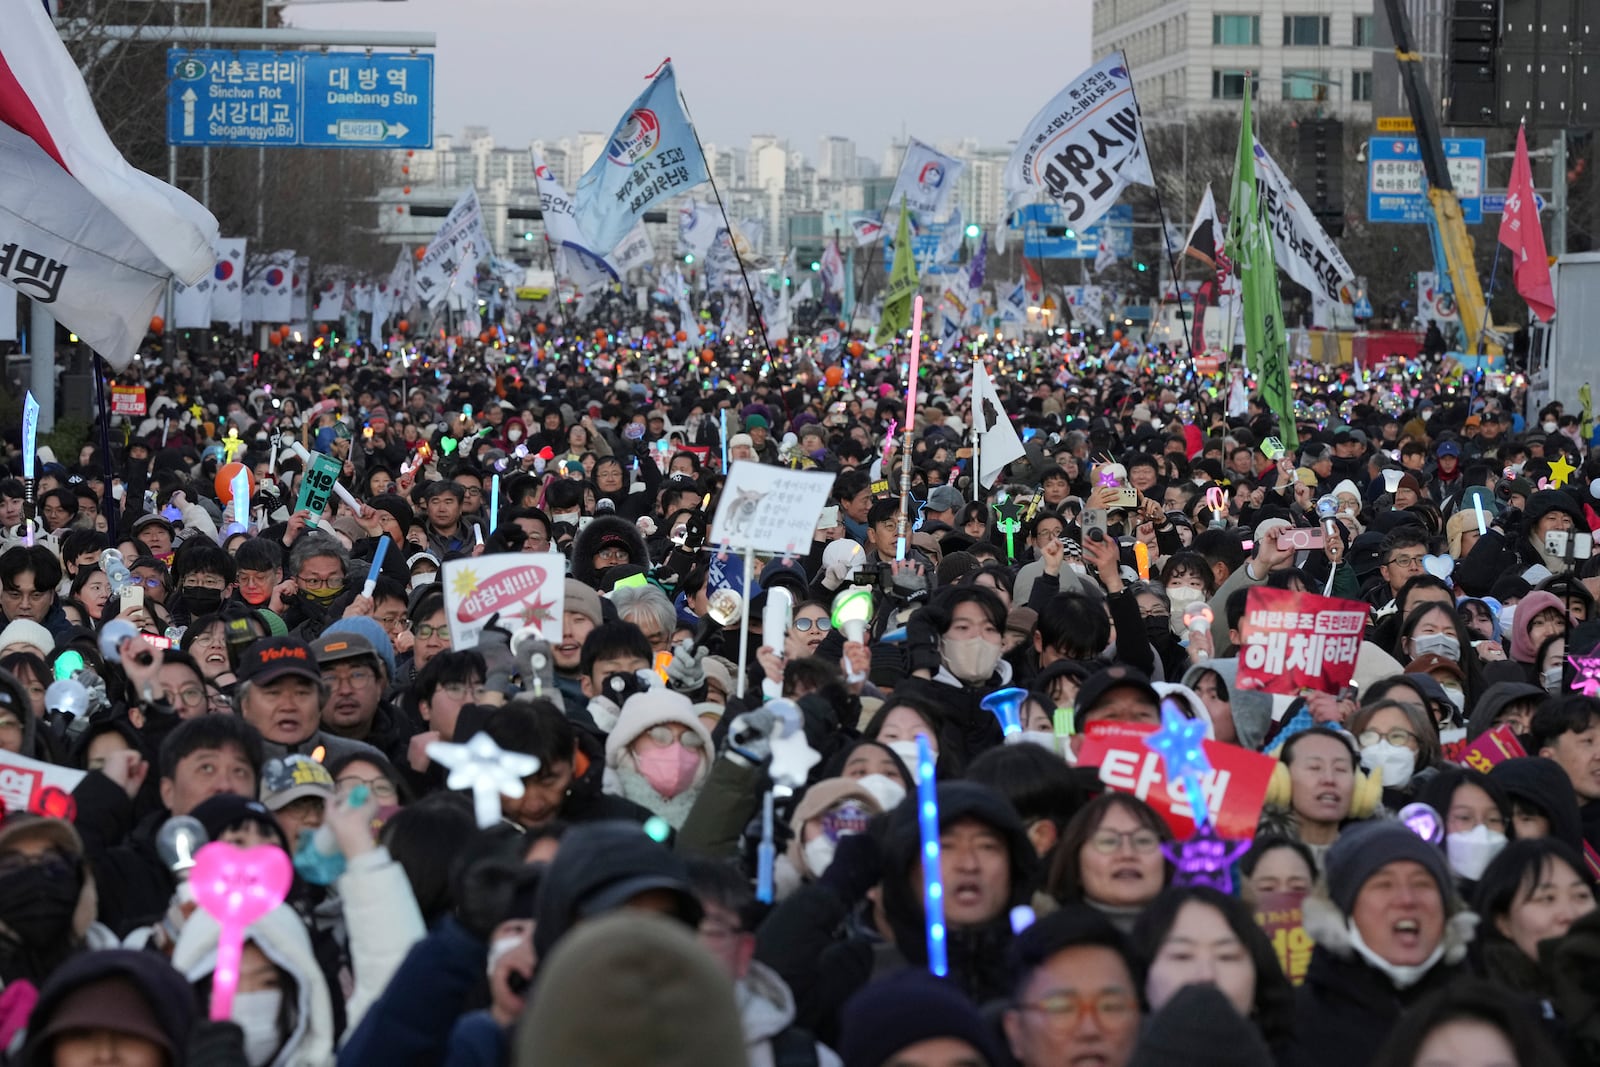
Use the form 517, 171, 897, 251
133, 513, 177, 537
1074, 665, 1161, 725
1436, 440, 1461, 457
311, 631, 380, 668
926, 484, 964, 513
236, 635, 321, 686
259, 754, 335, 811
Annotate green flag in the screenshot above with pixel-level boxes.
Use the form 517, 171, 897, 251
879, 199, 920, 340
1224, 90, 1296, 451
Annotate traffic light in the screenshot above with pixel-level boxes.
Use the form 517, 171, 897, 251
1447, 0, 1500, 125
809, 261, 821, 271
1136, 262, 1148, 272
964, 223, 981, 239
1297, 118, 1345, 238
684, 253, 695, 264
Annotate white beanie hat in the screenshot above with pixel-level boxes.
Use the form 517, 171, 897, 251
0, 619, 54, 657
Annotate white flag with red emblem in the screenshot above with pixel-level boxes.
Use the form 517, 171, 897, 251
1499, 124, 1556, 323
0, 0, 218, 366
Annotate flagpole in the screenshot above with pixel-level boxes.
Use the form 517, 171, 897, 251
852, 234, 884, 340
676, 91, 777, 376
92, 354, 119, 535
1124, 77, 1197, 363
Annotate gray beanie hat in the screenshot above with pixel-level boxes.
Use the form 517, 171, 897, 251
1324, 820, 1453, 915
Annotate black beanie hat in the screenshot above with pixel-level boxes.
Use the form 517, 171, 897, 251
1127, 983, 1273, 1067
838, 970, 1001, 1067
1324, 821, 1453, 916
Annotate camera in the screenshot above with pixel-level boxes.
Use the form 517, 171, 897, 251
874, 561, 930, 602
1276, 527, 1326, 551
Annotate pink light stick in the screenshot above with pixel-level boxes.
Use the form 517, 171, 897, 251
189, 842, 292, 1021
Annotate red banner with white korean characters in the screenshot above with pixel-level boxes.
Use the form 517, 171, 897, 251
1076, 722, 1277, 840
1235, 587, 1367, 696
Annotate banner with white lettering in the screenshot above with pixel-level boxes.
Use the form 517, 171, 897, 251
1003, 53, 1152, 231
413, 188, 491, 309
1235, 587, 1367, 696
440, 552, 566, 649
1252, 139, 1355, 305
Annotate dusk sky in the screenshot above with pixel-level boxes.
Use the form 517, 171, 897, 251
284, 0, 1095, 162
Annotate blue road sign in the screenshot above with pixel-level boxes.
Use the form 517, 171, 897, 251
1367, 137, 1486, 224
300, 54, 432, 149
1481, 192, 1546, 214
167, 51, 301, 146
1014, 204, 1134, 259
166, 49, 432, 149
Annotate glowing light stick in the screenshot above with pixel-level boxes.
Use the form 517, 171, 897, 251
426, 731, 541, 829
756, 791, 776, 904
915, 734, 947, 976
1144, 698, 1213, 832
489, 474, 500, 534
896, 296, 923, 562
1398, 802, 1443, 844
362, 535, 391, 599
21, 393, 37, 546
189, 842, 292, 1021
720, 408, 729, 470
231, 468, 250, 529
1473, 493, 1487, 536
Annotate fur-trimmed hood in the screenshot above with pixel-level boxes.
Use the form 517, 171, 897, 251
1302, 882, 1478, 973
570, 514, 650, 587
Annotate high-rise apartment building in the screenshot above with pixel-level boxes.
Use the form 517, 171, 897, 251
1092, 0, 1376, 118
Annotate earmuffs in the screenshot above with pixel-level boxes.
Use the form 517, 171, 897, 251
1264, 760, 1384, 819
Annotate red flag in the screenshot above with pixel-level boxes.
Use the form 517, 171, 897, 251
1498, 125, 1556, 323
1023, 257, 1043, 304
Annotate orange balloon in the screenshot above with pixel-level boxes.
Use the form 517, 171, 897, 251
318, 323, 330, 335
396, 319, 410, 334
701, 349, 715, 364
848, 341, 864, 357
535, 323, 547, 335
480, 331, 493, 344
1112, 329, 1123, 341
675, 330, 688, 342
403, 186, 412, 195
414, 246, 426, 260
149, 316, 165, 334
824, 366, 844, 387
214, 462, 256, 503
268, 331, 281, 347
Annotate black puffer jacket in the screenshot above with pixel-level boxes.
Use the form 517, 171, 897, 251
570, 514, 650, 589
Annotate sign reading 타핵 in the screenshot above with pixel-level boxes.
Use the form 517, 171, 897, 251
166, 50, 433, 149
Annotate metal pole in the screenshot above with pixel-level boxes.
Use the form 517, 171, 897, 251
1552, 133, 1568, 259
201, 0, 212, 211
53, 21, 438, 46
736, 547, 753, 700
257, 0, 267, 245
28, 300, 55, 434
167, 144, 179, 357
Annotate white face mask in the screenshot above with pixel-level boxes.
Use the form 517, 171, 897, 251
942, 636, 1004, 684
1410, 633, 1460, 661
1543, 421, 1559, 434
1447, 824, 1508, 881
855, 773, 906, 812
410, 573, 436, 592
1543, 666, 1564, 693
803, 834, 838, 878
887, 739, 932, 784
1360, 740, 1416, 789
1440, 686, 1466, 715
233, 988, 283, 1067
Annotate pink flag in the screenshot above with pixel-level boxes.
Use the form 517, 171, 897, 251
1498, 125, 1556, 323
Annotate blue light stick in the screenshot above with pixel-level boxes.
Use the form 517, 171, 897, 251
21, 393, 38, 546
489, 474, 500, 534
1143, 698, 1214, 832
916, 734, 948, 977
231, 468, 250, 529
362, 535, 391, 600
720, 408, 729, 469
756, 791, 775, 903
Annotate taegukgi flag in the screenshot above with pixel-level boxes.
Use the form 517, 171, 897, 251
0, 0, 219, 367
1003, 52, 1152, 232
575, 60, 709, 257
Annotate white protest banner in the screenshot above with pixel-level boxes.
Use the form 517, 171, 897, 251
413, 188, 492, 309
890, 139, 966, 219
1252, 139, 1355, 305
711, 462, 837, 554
1003, 53, 1152, 230
533, 148, 621, 292
441, 552, 566, 650
0, 749, 85, 816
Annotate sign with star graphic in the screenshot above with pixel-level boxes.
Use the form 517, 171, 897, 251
440, 552, 565, 649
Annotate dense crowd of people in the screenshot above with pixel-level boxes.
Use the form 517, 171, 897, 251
0, 321, 1593, 1067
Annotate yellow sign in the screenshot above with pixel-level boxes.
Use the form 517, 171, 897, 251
514, 287, 550, 301
1376, 116, 1415, 133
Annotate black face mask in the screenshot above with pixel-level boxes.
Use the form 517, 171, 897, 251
1143, 615, 1172, 643
179, 587, 224, 618
0, 861, 81, 952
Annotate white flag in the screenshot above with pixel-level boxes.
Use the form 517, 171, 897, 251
1094, 239, 1116, 274
414, 189, 492, 309
385, 247, 413, 319
1000, 280, 1028, 323
971, 363, 1027, 487
0, 0, 218, 367
312, 279, 344, 321
0, 292, 15, 341
678, 200, 721, 259
1003, 53, 1151, 234
890, 139, 966, 219
610, 224, 655, 275
532, 148, 620, 293
173, 270, 212, 329
848, 214, 885, 247
242, 249, 292, 324
1251, 139, 1356, 305
291, 255, 310, 323
820, 238, 845, 296
208, 238, 247, 326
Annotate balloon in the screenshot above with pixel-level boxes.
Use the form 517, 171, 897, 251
701, 349, 715, 364
1112, 329, 1123, 341
535, 323, 547, 335
675, 330, 687, 342
318, 323, 330, 335
848, 341, 864, 357
825, 366, 844, 387
149, 316, 165, 334
396, 319, 409, 334
267, 331, 281, 347
214, 463, 255, 503
414, 246, 426, 260
480, 331, 492, 344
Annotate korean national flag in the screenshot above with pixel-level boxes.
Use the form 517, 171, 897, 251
575, 61, 709, 257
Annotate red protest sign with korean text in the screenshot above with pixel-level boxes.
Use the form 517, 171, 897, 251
1235, 586, 1367, 696
110, 385, 147, 416
1254, 891, 1311, 985
1075, 722, 1276, 840
1459, 724, 1526, 774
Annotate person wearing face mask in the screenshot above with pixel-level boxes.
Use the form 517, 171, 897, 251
891, 587, 1012, 771
275, 534, 353, 645
173, 902, 336, 1067
168, 542, 237, 627
1350, 698, 1442, 804
1414, 767, 1512, 886
602, 690, 715, 829
773, 778, 883, 900
0, 814, 111, 991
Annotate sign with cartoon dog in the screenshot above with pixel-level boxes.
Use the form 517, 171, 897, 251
710, 462, 837, 554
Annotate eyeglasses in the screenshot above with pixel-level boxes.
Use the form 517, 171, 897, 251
298, 574, 345, 591
1385, 553, 1426, 569
375, 614, 408, 631
1017, 992, 1139, 1029
595, 547, 632, 565
324, 665, 378, 689
643, 725, 705, 749
1358, 728, 1420, 748
414, 624, 449, 640
169, 685, 207, 707
182, 577, 228, 591
1088, 829, 1163, 854
437, 681, 483, 700
335, 775, 399, 802
793, 617, 832, 633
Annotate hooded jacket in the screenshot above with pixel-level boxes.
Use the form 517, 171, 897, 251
570, 514, 650, 590
1488, 757, 1587, 855
738, 960, 843, 1067
21, 948, 200, 1067
602, 690, 714, 829
773, 778, 883, 901
1467, 682, 1544, 740
173, 903, 336, 1067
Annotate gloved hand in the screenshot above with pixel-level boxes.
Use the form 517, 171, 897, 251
477, 618, 517, 694
819, 830, 882, 904
186, 1020, 246, 1065
1495, 506, 1523, 539
726, 707, 776, 766
904, 605, 948, 676
665, 639, 709, 692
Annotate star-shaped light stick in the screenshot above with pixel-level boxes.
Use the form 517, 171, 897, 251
426, 732, 541, 828
1163, 823, 1250, 893
1548, 454, 1577, 489
221, 427, 245, 464
1570, 655, 1600, 697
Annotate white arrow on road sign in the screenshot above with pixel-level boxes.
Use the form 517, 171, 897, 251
325, 119, 410, 143
182, 88, 197, 137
